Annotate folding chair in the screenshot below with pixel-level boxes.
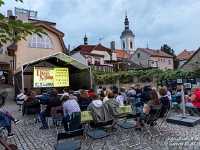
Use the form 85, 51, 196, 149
141, 109, 161, 137
117, 113, 140, 147
186, 100, 200, 117
54, 128, 84, 150
24, 103, 40, 125
86, 119, 113, 150
53, 109, 63, 132
127, 95, 136, 111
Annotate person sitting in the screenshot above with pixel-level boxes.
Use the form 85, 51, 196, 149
138, 85, 151, 103
60, 88, 69, 100
135, 90, 162, 131
96, 86, 103, 94
175, 85, 182, 105
0, 110, 20, 138
62, 96, 81, 131
87, 93, 111, 122
39, 89, 62, 129
68, 90, 78, 101
24, 89, 32, 101
39, 90, 50, 104
78, 89, 91, 105
23, 91, 40, 118
115, 92, 124, 106
127, 84, 136, 97
119, 87, 127, 105
158, 87, 170, 117
87, 88, 94, 99
135, 84, 142, 96
183, 85, 200, 115
103, 89, 112, 103
104, 92, 121, 124
16, 89, 26, 111
99, 87, 107, 100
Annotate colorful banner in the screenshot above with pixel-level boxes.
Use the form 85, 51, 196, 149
33, 67, 69, 88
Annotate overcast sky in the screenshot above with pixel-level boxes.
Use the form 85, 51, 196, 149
1, 0, 200, 55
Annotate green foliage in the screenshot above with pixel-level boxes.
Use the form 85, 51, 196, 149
161, 44, 179, 69
93, 68, 200, 84
0, 0, 47, 46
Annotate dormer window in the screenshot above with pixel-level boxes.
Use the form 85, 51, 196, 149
28, 33, 53, 49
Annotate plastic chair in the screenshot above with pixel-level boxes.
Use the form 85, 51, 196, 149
117, 113, 140, 147
186, 99, 200, 117
54, 128, 84, 150
86, 119, 113, 150
53, 109, 63, 132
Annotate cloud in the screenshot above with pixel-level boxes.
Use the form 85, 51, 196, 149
1, 0, 200, 54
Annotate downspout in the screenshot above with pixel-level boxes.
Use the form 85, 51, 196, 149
21, 65, 24, 90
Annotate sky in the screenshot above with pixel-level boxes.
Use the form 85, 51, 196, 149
1, 0, 200, 55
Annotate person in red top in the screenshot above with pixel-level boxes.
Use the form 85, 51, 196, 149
87, 88, 94, 99
184, 85, 200, 108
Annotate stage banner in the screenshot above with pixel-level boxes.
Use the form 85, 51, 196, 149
33, 67, 69, 87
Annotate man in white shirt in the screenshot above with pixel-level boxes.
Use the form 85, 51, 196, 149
16, 89, 25, 111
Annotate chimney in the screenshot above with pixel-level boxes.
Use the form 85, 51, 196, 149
7, 10, 12, 18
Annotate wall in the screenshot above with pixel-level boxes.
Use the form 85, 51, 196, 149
151, 56, 174, 70
15, 28, 63, 69
181, 50, 200, 70
91, 50, 110, 60
0, 41, 13, 65
71, 52, 87, 65
130, 49, 150, 68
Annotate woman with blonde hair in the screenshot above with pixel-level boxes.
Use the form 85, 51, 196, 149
78, 89, 90, 105
103, 89, 112, 103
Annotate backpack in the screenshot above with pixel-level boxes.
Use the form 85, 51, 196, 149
100, 90, 106, 97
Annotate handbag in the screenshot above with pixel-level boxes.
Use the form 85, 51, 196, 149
134, 97, 143, 107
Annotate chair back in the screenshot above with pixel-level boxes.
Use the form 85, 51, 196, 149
94, 119, 113, 128
57, 128, 84, 141
126, 113, 137, 119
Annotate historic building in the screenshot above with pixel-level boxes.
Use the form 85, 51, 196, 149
120, 13, 135, 54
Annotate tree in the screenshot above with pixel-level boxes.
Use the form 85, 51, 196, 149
161, 44, 179, 69
0, 0, 47, 47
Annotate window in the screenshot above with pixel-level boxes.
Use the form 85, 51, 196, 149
0, 45, 3, 54
123, 41, 125, 49
28, 33, 53, 49
139, 62, 142, 66
168, 60, 171, 64
158, 59, 160, 62
137, 53, 140, 58
163, 59, 165, 63
161, 59, 162, 62
130, 41, 133, 49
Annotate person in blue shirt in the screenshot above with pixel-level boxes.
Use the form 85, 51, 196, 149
39, 90, 50, 104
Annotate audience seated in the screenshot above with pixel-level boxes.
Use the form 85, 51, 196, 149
103, 89, 112, 103
119, 87, 127, 105
87, 93, 111, 122
39, 90, 50, 104
23, 91, 40, 116
16, 89, 26, 111
138, 85, 151, 103
68, 90, 78, 101
104, 92, 121, 123
158, 87, 170, 117
0, 110, 20, 138
61, 95, 81, 131
87, 88, 94, 99
135, 84, 142, 96
60, 88, 69, 100
115, 92, 124, 106
78, 89, 91, 105
39, 89, 62, 129
175, 85, 182, 104
135, 90, 162, 131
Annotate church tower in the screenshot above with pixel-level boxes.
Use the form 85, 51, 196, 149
84, 34, 88, 45
120, 12, 135, 54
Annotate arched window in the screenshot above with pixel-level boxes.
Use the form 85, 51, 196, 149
28, 33, 53, 49
130, 41, 133, 49
123, 41, 125, 49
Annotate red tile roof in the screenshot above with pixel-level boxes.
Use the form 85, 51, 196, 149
138, 48, 173, 58
114, 49, 130, 58
176, 49, 196, 59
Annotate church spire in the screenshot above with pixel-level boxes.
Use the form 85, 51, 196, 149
124, 11, 129, 30
84, 32, 88, 45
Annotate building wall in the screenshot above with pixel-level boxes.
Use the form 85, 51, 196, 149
130, 49, 150, 68
121, 35, 134, 54
181, 50, 200, 70
71, 52, 87, 65
178, 59, 188, 68
151, 56, 174, 70
0, 41, 13, 66
91, 50, 111, 60
15, 28, 63, 69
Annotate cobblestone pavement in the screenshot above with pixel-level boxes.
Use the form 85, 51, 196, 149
1, 85, 200, 150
